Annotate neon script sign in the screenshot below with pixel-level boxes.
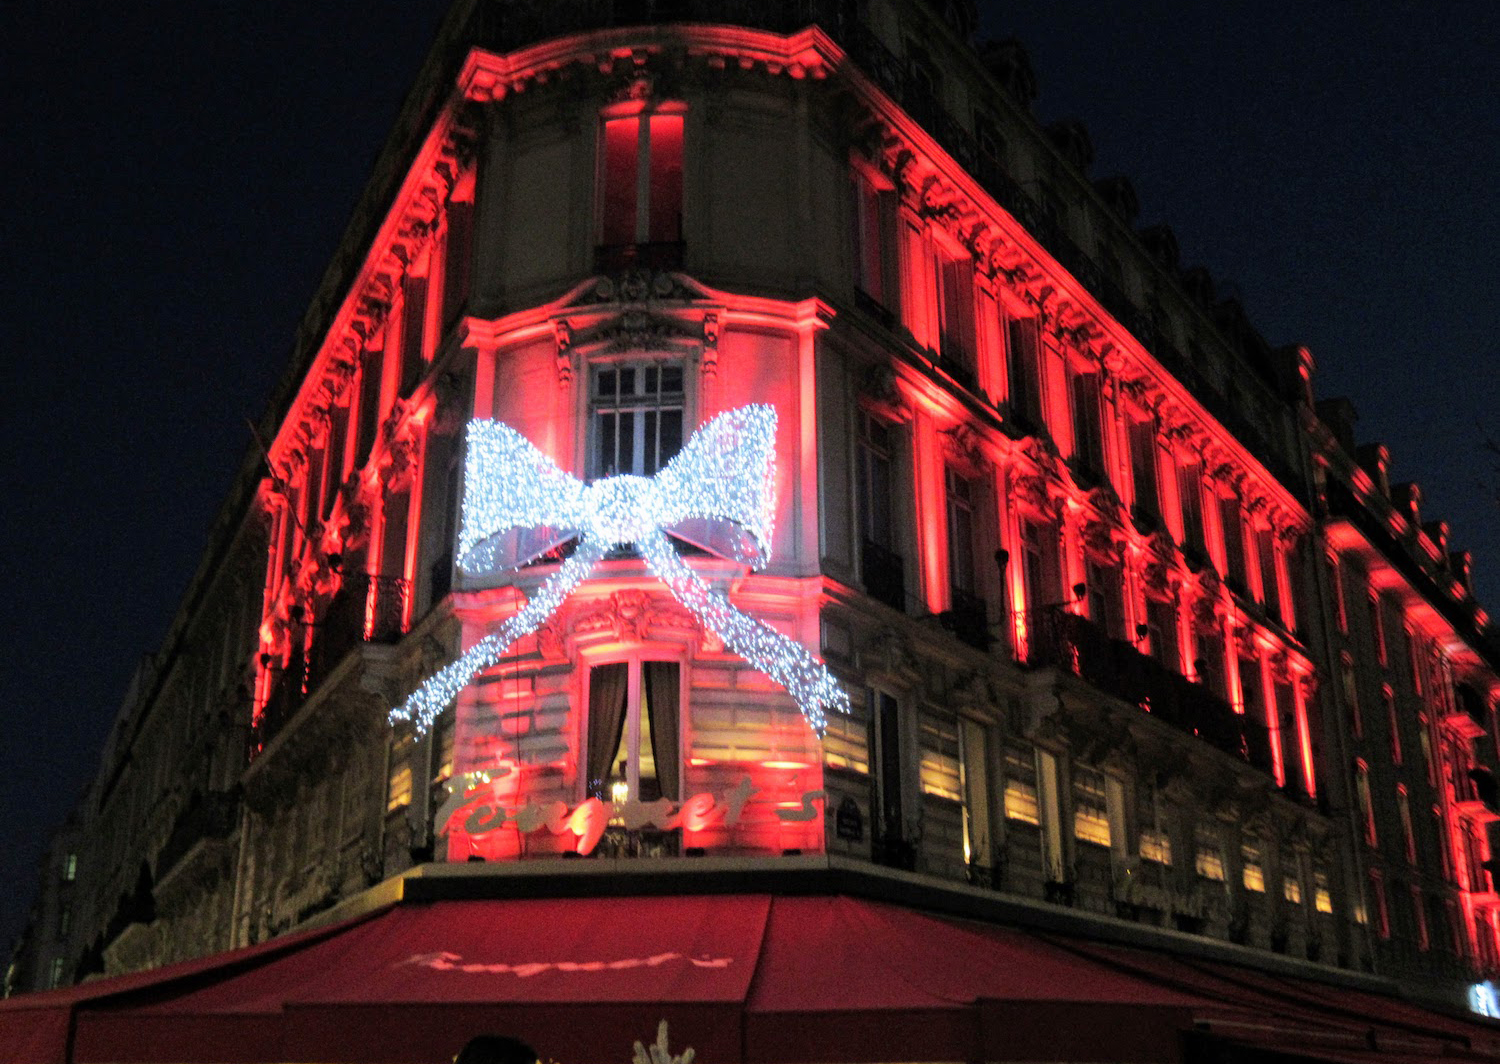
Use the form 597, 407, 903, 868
437, 773, 825, 856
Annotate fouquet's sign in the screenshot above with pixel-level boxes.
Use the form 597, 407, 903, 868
437, 772, 824, 856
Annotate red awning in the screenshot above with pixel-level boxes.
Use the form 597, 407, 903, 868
5, 893, 1498, 1064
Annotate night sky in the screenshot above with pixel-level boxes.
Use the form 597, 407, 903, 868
2, 1, 1496, 966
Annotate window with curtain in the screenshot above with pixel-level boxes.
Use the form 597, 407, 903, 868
587, 660, 681, 804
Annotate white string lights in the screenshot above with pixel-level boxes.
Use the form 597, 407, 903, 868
393, 404, 848, 735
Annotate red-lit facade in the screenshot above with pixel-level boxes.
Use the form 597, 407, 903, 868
13, 0, 1500, 1050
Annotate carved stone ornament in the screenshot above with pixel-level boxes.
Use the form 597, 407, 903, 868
859, 363, 907, 415
432, 372, 468, 436
861, 628, 920, 683
572, 590, 701, 645
701, 312, 720, 378
553, 319, 574, 386
1011, 471, 1053, 517
1081, 518, 1122, 562
1142, 558, 1172, 597
942, 422, 988, 473
1190, 591, 1221, 632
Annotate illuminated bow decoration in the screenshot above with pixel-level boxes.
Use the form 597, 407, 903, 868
393, 404, 848, 736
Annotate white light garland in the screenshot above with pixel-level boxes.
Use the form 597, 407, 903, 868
393, 404, 848, 735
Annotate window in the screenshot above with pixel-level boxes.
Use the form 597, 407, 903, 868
1367, 592, 1388, 666
1341, 655, 1362, 737
1370, 870, 1391, 939
1072, 766, 1112, 848
1412, 887, 1430, 951
587, 660, 681, 803
934, 242, 976, 373
1398, 785, 1416, 864
1006, 315, 1045, 428
1178, 459, 1205, 554
1195, 823, 1225, 881
58, 905, 72, 939
430, 708, 456, 811
1314, 870, 1334, 914
1144, 597, 1178, 671
1327, 553, 1349, 632
387, 735, 414, 813
1283, 875, 1302, 904
1140, 829, 1172, 865
1003, 744, 1040, 825
1193, 630, 1226, 699
960, 718, 992, 868
1068, 366, 1105, 481
1085, 558, 1124, 639
869, 690, 905, 838
1406, 628, 1424, 694
1384, 686, 1402, 764
1019, 518, 1060, 613
1355, 761, 1376, 846
1128, 415, 1159, 519
50, 958, 65, 990
1220, 495, 1247, 586
1255, 528, 1281, 619
945, 469, 977, 596
599, 106, 684, 247
918, 708, 961, 801
850, 168, 893, 306
859, 415, 904, 611
1241, 839, 1266, 893
590, 361, 684, 479
62, 853, 77, 883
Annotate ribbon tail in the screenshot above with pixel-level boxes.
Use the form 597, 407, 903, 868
392, 540, 609, 733
638, 531, 848, 737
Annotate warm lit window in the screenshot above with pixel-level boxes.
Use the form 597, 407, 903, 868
599, 105, 684, 248
918, 708, 961, 801
430, 708, 456, 809
588, 660, 681, 803
1003, 745, 1040, 825
1072, 766, 1112, 848
960, 718, 992, 867
1241, 839, 1266, 893
1283, 875, 1302, 904
387, 735, 414, 813
1314, 871, 1334, 914
1195, 823, 1225, 881
590, 361, 684, 480
1140, 830, 1172, 865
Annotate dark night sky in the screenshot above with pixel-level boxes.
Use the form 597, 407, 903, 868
2, 1, 1496, 964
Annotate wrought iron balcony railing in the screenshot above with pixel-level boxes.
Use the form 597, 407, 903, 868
1019, 606, 1273, 773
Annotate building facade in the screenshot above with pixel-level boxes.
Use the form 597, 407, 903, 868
11, 0, 1500, 1026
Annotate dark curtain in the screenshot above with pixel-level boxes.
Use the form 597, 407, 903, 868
587, 663, 629, 798
645, 661, 681, 800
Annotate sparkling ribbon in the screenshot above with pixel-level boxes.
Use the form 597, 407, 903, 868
393, 404, 848, 736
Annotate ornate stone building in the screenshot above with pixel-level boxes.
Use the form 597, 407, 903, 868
11, 0, 1500, 1043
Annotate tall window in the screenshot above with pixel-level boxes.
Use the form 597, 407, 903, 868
1072, 766, 1112, 848
1241, 837, 1266, 893
1178, 459, 1205, 555
1144, 597, 1178, 670
1327, 554, 1348, 633
869, 690, 904, 840
1006, 315, 1045, 429
1398, 785, 1416, 865
1069, 365, 1105, 480
960, 718, 992, 868
1003, 744, 1041, 825
1356, 761, 1376, 846
934, 243, 975, 375
1019, 518, 1060, 613
1341, 655, 1362, 737
1195, 823, 1225, 881
1128, 416, 1159, 519
590, 361, 684, 479
946, 468, 977, 597
1084, 558, 1124, 639
850, 169, 892, 306
1384, 685, 1402, 764
1219, 495, 1246, 587
599, 106, 684, 247
1138, 785, 1171, 865
1367, 592, 1388, 666
859, 415, 904, 611
588, 660, 681, 803
1256, 529, 1282, 619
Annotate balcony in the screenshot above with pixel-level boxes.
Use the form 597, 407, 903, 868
253, 573, 409, 755
156, 789, 241, 881
861, 538, 906, 613
1020, 606, 1272, 773
942, 587, 990, 650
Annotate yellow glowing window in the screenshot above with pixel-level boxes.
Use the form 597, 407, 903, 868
1242, 843, 1266, 892
1314, 872, 1334, 914
387, 763, 413, 812
1004, 748, 1040, 825
1195, 825, 1225, 881
1140, 829, 1172, 865
1284, 876, 1302, 904
1072, 768, 1111, 848
1354, 900, 1369, 925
